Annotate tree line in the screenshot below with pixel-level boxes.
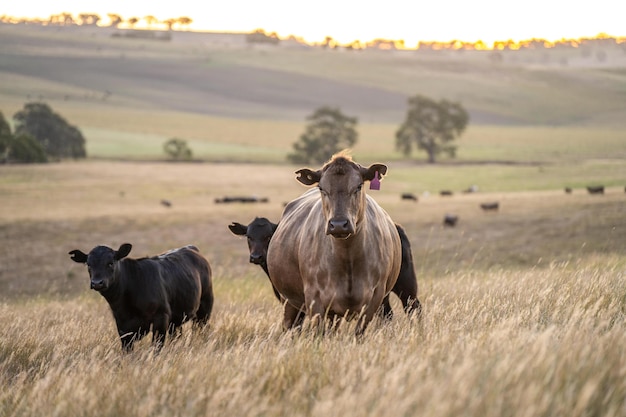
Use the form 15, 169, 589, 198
1, 94, 468, 164
0, 13, 193, 31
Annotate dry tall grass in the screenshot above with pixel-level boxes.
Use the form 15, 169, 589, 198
1, 255, 624, 417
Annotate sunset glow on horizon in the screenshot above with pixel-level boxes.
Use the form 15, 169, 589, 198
3, 0, 624, 48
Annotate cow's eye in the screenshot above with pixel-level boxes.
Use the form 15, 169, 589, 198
318, 186, 327, 196
355, 183, 363, 193
107, 262, 114, 269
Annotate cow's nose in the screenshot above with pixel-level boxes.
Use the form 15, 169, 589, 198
91, 279, 105, 290
249, 253, 264, 264
327, 218, 354, 237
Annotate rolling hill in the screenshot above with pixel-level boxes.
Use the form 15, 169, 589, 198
1, 23, 625, 126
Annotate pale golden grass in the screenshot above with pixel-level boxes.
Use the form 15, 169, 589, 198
1, 256, 624, 417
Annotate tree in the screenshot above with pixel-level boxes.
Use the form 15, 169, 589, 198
245, 29, 280, 45
8, 133, 47, 163
163, 138, 192, 161
287, 107, 358, 165
395, 95, 469, 163
0, 111, 11, 161
144, 15, 158, 28
107, 13, 123, 27
0, 111, 47, 163
178, 17, 193, 30
13, 102, 87, 160
162, 18, 177, 31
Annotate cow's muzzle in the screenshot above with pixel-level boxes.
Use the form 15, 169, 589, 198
327, 218, 354, 239
90, 280, 107, 291
249, 253, 265, 265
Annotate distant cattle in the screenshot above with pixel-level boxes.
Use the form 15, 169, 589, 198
215, 196, 269, 204
586, 186, 604, 195
267, 152, 402, 334
480, 202, 499, 211
160, 199, 172, 207
401, 193, 418, 202
463, 185, 478, 193
564, 187, 572, 194
69, 243, 213, 351
443, 214, 459, 227
230, 217, 421, 321
439, 190, 453, 196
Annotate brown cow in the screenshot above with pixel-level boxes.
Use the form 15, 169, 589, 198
267, 153, 402, 335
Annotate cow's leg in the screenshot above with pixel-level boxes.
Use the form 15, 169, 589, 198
195, 293, 214, 327
306, 299, 327, 336
119, 331, 137, 352
405, 296, 423, 319
117, 319, 145, 352
355, 308, 376, 337
152, 312, 170, 350
283, 303, 305, 330
379, 294, 394, 320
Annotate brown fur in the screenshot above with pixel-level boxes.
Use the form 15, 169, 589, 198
267, 154, 401, 334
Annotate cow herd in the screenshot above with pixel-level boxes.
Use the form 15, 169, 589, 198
69, 152, 422, 351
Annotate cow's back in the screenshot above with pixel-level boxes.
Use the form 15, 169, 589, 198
157, 245, 213, 325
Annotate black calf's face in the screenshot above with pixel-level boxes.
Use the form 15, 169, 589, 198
229, 218, 277, 265
69, 243, 132, 292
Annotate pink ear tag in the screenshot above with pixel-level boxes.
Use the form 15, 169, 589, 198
369, 171, 381, 190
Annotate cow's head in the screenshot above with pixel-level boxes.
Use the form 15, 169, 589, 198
296, 153, 387, 239
69, 243, 132, 291
229, 217, 278, 265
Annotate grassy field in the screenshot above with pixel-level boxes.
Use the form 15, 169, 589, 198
1, 249, 625, 417
1, 24, 625, 417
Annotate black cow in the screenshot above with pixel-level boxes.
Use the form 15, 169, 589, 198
586, 186, 605, 195
228, 217, 282, 301
401, 193, 418, 202
229, 217, 421, 321
480, 202, 500, 211
69, 243, 213, 351
443, 214, 459, 227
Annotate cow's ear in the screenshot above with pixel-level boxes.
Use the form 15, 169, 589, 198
295, 168, 321, 185
69, 249, 88, 264
228, 222, 248, 236
361, 164, 388, 181
115, 243, 132, 260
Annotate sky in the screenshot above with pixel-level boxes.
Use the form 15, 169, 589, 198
4, 0, 624, 46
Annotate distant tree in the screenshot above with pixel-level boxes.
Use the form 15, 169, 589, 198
163, 138, 193, 160
107, 13, 123, 27
162, 18, 177, 31
0, 111, 47, 163
246, 29, 280, 45
395, 95, 469, 163
127, 17, 139, 28
287, 107, 358, 165
7, 133, 48, 163
178, 17, 193, 29
61, 13, 74, 26
144, 15, 158, 28
13, 102, 87, 160
78, 13, 100, 26
0, 111, 11, 161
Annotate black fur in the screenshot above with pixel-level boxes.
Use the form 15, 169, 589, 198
69, 243, 213, 351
